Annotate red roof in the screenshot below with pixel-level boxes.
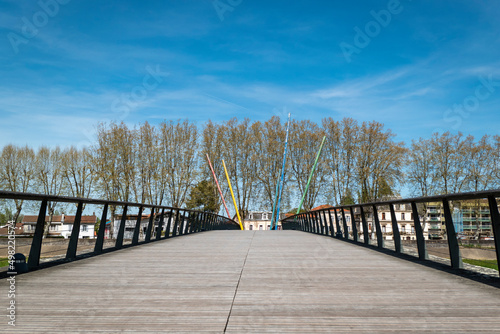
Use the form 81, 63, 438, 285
311, 204, 333, 211
22, 214, 97, 224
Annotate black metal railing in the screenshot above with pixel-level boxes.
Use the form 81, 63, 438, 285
0, 190, 238, 275
281, 189, 500, 275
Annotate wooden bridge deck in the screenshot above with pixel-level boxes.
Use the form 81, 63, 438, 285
2, 231, 500, 333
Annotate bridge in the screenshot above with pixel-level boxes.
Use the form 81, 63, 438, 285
1, 190, 500, 332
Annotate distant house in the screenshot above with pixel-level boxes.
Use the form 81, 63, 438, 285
243, 211, 286, 230
112, 214, 152, 239
22, 214, 98, 239
0, 222, 24, 236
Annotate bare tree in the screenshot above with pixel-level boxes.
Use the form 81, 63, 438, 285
355, 121, 405, 203
62, 146, 95, 201
322, 117, 359, 205
159, 119, 198, 208
200, 120, 228, 214
0, 145, 35, 223
253, 116, 289, 210
288, 119, 327, 211
221, 118, 259, 218
430, 132, 469, 195
93, 122, 137, 237
408, 137, 437, 197
33, 146, 66, 237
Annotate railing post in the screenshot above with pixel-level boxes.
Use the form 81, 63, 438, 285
323, 211, 329, 235
185, 212, 190, 234
195, 212, 202, 233
66, 201, 84, 259
178, 211, 184, 235
314, 212, 320, 234
308, 213, 313, 233
442, 199, 463, 269
372, 205, 384, 248
156, 209, 165, 240
316, 211, 323, 235
200, 212, 205, 231
389, 204, 402, 254
487, 195, 500, 275
333, 208, 341, 238
132, 206, 144, 245
189, 212, 196, 233
411, 202, 428, 260
316, 212, 321, 234
173, 210, 180, 236
145, 207, 155, 242
28, 200, 47, 270
320, 211, 325, 235
349, 207, 358, 242
193, 212, 199, 233
94, 203, 108, 253
183, 211, 189, 234
115, 205, 128, 249
206, 213, 211, 231
327, 210, 334, 237
165, 209, 173, 238
341, 209, 349, 240
360, 206, 369, 244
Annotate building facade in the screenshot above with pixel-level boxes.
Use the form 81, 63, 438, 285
243, 211, 285, 230
22, 214, 97, 239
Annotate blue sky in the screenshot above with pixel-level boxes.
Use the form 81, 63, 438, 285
1, 0, 499, 149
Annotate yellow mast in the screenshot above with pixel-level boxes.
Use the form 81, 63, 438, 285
222, 159, 243, 230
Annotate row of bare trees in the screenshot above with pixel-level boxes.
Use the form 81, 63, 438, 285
1, 117, 499, 222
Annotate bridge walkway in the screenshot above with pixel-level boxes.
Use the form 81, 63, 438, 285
2, 231, 500, 333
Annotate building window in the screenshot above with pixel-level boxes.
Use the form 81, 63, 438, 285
82, 225, 88, 232
68, 225, 72, 231
401, 226, 406, 233
259, 225, 263, 230
382, 212, 386, 220
382, 225, 386, 233
401, 213, 405, 220
249, 225, 253, 230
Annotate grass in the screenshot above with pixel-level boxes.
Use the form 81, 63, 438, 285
462, 258, 498, 270
461, 243, 495, 249
0, 257, 10, 268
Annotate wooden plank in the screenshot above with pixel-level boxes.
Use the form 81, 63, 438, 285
1, 231, 500, 333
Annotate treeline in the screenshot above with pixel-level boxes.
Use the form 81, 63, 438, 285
1, 117, 499, 222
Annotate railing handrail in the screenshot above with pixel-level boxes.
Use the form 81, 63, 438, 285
281, 189, 500, 278
0, 190, 234, 221
284, 189, 500, 220
0, 190, 238, 277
